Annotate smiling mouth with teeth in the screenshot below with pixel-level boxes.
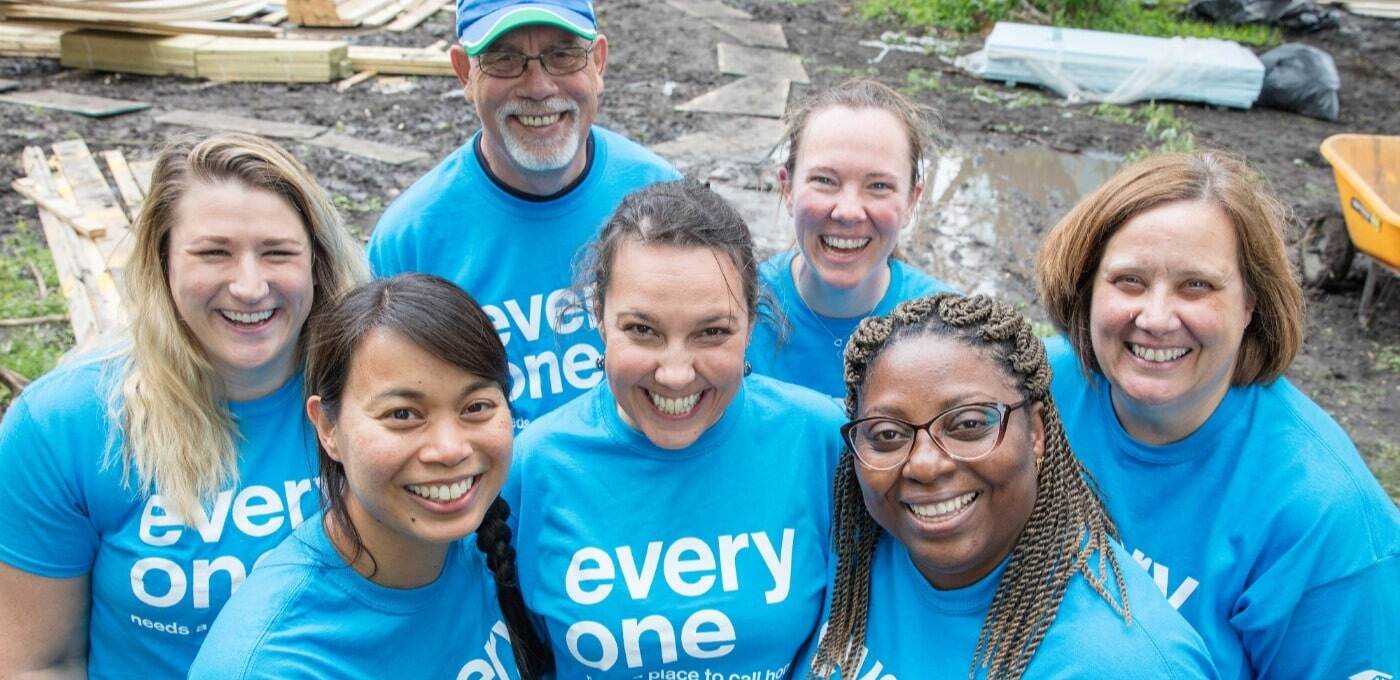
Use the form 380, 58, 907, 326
906, 491, 979, 521
820, 235, 872, 253
648, 389, 702, 417
406, 477, 475, 503
515, 112, 565, 128
1128, 343, 1191, 363
220, 309, 275, 326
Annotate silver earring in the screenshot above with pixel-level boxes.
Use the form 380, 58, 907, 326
594, 355, 605, 371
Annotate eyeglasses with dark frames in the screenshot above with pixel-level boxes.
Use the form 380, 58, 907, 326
474, 44, 595, 78
841, 400, 1031, 471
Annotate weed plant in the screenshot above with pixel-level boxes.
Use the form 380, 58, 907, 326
0, 221, 73, 408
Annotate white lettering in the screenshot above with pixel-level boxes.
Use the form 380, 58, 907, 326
192, 556, 247, 608
138, 496, 183, 547
504, 295, 545, 343
284, 479, 313, 528
562, 343, 603, 390
566, 547, 615, 605
547, 288, 585, 335
524, 351, 563, 399
507, 361, 526, 402
483, 304, 511, 347
752, 529, 794, 604
190, 491, 235, 543
664, 538, 717, 597
1131, 549, 1199, 610
618, 542, 663, 600
131, 557, 186, 608
232, 486, 284, 538
681, 609, 736, 659
623, 615, 678, 668
717, 534, 749, 592
567, 620, 619, 671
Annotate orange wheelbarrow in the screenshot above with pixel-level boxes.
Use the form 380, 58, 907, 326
1319, 134, 1400, 327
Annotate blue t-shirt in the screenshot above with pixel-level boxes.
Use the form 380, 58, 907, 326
817, 533, 1217, 679
749, 251, 957, 399
505, 375, 844, 678
187, 513, 519, 679
0, 358, 319, 679
1046, 336, 1400, 680
368, 127, 680, 431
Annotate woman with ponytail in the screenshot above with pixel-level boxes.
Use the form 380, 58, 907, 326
189, 274, 550, 678
808, 293, 1216, 679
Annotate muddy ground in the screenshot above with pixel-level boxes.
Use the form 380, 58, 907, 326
0, 0, 1395, 489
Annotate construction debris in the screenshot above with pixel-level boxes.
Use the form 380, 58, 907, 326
0, 89, 150, 117
156, 109, 328, 139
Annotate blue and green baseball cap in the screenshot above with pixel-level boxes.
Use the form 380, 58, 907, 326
457, 0, 597, 56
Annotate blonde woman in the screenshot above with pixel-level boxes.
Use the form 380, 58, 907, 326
0, 133, 366, 678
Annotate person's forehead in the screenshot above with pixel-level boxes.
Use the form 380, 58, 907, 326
484, 24, 584, 51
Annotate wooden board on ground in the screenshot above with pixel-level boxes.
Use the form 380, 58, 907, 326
303, 133, 428, 165
347, 44, 452, 76
52, 139, 135, 270
363, 0, 417, 27
10, 178, 107, 238
157, 109, 329, 139
61, 30, 215, 78
0, 89, 152, 118
5, 17, 281, 38
102, 150, 147, 222
130, 159, 156, 195
0, 79, 16, 93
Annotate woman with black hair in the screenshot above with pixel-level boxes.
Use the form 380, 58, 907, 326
189, 274, 550, 678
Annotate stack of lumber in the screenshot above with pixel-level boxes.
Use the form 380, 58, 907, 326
347, 44, 451, 76
0, 0, 262, 22
287, 0, 447, 29
60, 29, 352, 82
13, 140, 146, 346
0, 21, 62, 57
196, 36, 350, 82
961, 22, 1265, 109
61, 31, 213, 77
1318, 0, 1400, 17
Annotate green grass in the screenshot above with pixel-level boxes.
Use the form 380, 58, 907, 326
1376, 346, 1400, 375
1089, 101, 1196, 158
902, 68, 944, 96
0, 220, 74, 409
858, 0, 1280, 46
1368, 440, 1400, 503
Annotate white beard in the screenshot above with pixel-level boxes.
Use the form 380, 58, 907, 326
494, 97, 583, 172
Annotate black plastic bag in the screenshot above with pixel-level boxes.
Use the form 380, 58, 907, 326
1187, 0, 1341, 31
1258, 44, 1341, 121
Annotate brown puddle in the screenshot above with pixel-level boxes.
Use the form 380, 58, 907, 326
906, 147, 1122, 307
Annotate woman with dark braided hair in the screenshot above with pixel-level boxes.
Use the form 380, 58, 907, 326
808, 293, 1215, 679
190, 274, 551, 678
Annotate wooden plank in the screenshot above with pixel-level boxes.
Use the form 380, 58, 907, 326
388, 0, 447, 31
0, 90, 152, 118
21, 146, 99, 346
257, 9, 288, 24
303, 132, 428, 165
11, 178, 107, 238
156, 109, 328, 139
0, 23, 63, 58
347, 44, 453, 76
286, 0, 354, 26
129, 159, 156, 196
0, 79, 16, 93
52, 139, 134, 270
2, 17, 281, 38
335, 68, 378, 92
101, 149, 146, 221
362, 0, 416, 27
61, 31, 215, 78
0, 0, 257, 23
195, 36, 350, 82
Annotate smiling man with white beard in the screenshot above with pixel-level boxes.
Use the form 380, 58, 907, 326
369, 0, 680, 430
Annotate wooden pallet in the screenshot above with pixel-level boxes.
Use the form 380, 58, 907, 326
13, 140, 150, 347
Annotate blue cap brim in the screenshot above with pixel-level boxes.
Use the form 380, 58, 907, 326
461, 5, 597, 55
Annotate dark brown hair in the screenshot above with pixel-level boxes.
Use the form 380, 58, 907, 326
812, 293, 1129, 680
304, 273, 551, 678
1037, 151, 1304, 385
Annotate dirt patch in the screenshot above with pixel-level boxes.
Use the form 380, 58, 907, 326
0, 0, 1395, 485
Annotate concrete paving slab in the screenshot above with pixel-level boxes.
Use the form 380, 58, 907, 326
706, 19, 787, 49
675, 76, 791, 119
651, 115, 787, 164
717, 43, 809, 84
710, 182, 785, 255
663, 0, 752, 20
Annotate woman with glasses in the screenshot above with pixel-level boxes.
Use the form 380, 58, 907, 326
747, 80, 956, 399
807, 293, 1216, 679
189, 275, 550, 678
505, 180, 845, 677
1037, 152, 1399, 678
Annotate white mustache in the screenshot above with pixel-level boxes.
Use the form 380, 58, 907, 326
496, 97, 579, 119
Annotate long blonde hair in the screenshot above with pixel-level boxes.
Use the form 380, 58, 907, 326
112, 133, 366, 522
